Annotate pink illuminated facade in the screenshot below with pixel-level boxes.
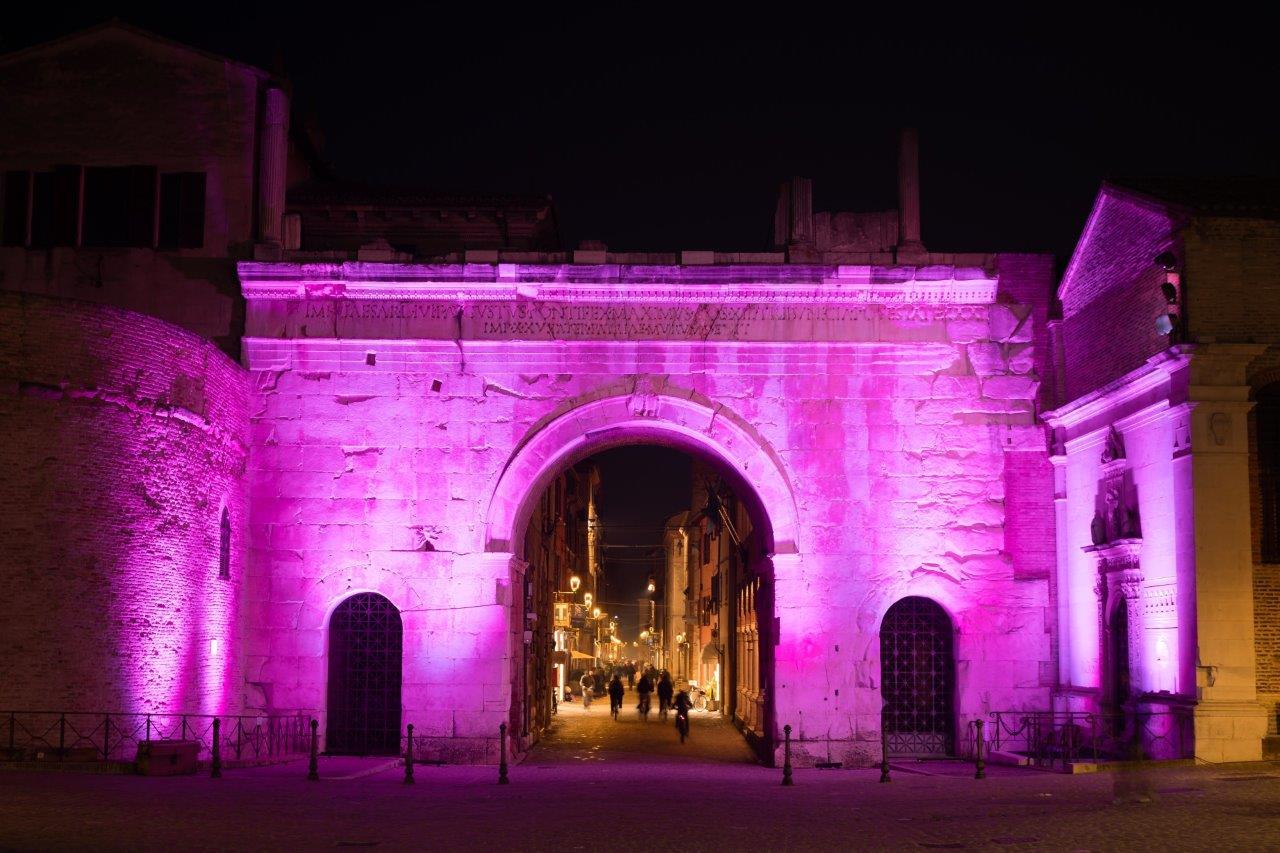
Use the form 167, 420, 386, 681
235, 257, 1055, 764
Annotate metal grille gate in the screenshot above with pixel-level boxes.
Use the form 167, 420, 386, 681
880, 596, 954, 756
327, 593, 402, 755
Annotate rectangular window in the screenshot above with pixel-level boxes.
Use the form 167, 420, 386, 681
83, 165, 156, 247
158, 171, 206, 249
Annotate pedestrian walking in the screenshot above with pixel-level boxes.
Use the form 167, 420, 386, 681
627, 665, 635, 689
580, 669, 594, 710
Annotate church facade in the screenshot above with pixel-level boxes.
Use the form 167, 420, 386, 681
1, 24, 1276, 767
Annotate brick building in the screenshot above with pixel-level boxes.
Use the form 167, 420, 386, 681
1, 24, 1276, 768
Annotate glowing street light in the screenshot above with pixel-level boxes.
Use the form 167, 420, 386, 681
583, 592, 593, 608
646, 574, 656, 593
592, 607, 601, 619
569, 575, 581, 593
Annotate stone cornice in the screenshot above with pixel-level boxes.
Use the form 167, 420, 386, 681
238, 261, 998, 304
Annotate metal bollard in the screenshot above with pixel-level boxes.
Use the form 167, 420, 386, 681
974, 719, 986, 780
498, 723, 510, 784
404, 724, 414, 785
307, 719, 319, 781
211, 717, 222, 779
879, 725, 891, 783
781, 724, 794, 786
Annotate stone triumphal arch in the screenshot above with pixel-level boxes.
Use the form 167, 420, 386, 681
238, 258, 1052, 765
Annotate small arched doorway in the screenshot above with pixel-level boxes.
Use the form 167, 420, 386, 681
880, 596, 955, 756
327, 592, 402, 755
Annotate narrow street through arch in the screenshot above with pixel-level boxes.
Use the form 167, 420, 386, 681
515, 444, 774, 765
526, 685, 757, 766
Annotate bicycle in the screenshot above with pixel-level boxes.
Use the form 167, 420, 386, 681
690, 686, 708, 712
637, 693, 651, 721
675, 709, 690, 743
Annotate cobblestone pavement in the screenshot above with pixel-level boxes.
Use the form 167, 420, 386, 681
2, 699, 1279, 852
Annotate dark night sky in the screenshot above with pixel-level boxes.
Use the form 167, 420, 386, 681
6, 7, 1279, 261
591, 446, 692, 640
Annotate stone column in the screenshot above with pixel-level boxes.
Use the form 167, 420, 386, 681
896, 128, 924, 253
1118, 570, 1145, 697
258, 86, 289, 246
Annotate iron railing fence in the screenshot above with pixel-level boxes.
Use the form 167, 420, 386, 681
1, 711, 311, 764
969, 709, 1193, 769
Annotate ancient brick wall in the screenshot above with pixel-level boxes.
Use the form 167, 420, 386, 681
0, 291, 248, 714
1058, 193, 1175, 402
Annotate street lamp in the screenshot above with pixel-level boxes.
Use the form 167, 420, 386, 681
583, 592, 593, 609
569, 575, 581, 593
592, 606, 601, 619
646, 574, 656, 593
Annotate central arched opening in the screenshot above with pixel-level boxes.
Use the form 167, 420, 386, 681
511, 442, 778, 764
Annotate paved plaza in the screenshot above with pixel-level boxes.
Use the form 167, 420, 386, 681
2, 700, 1279, 851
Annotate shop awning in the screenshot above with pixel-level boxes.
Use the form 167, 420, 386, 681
570, 650, 595, 661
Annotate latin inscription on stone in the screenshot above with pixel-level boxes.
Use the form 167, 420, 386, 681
248, 299, 987, 342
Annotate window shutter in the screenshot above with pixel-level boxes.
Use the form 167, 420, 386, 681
160, 172, 206, 249
179, 171, 205, 248
51, 165, 81, 246
126, 165, 157, 247
29, 172, 55, 247
2, 171, 31, 246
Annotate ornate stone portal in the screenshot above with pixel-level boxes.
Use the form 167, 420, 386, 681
1083, 432, 1144, 720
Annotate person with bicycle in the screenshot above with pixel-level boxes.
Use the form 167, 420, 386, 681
607, 673, 624, 720
656, 671, 674, 721
673, 684, 693, 742
579, 670, 594, 710
635, 670, 653, 720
